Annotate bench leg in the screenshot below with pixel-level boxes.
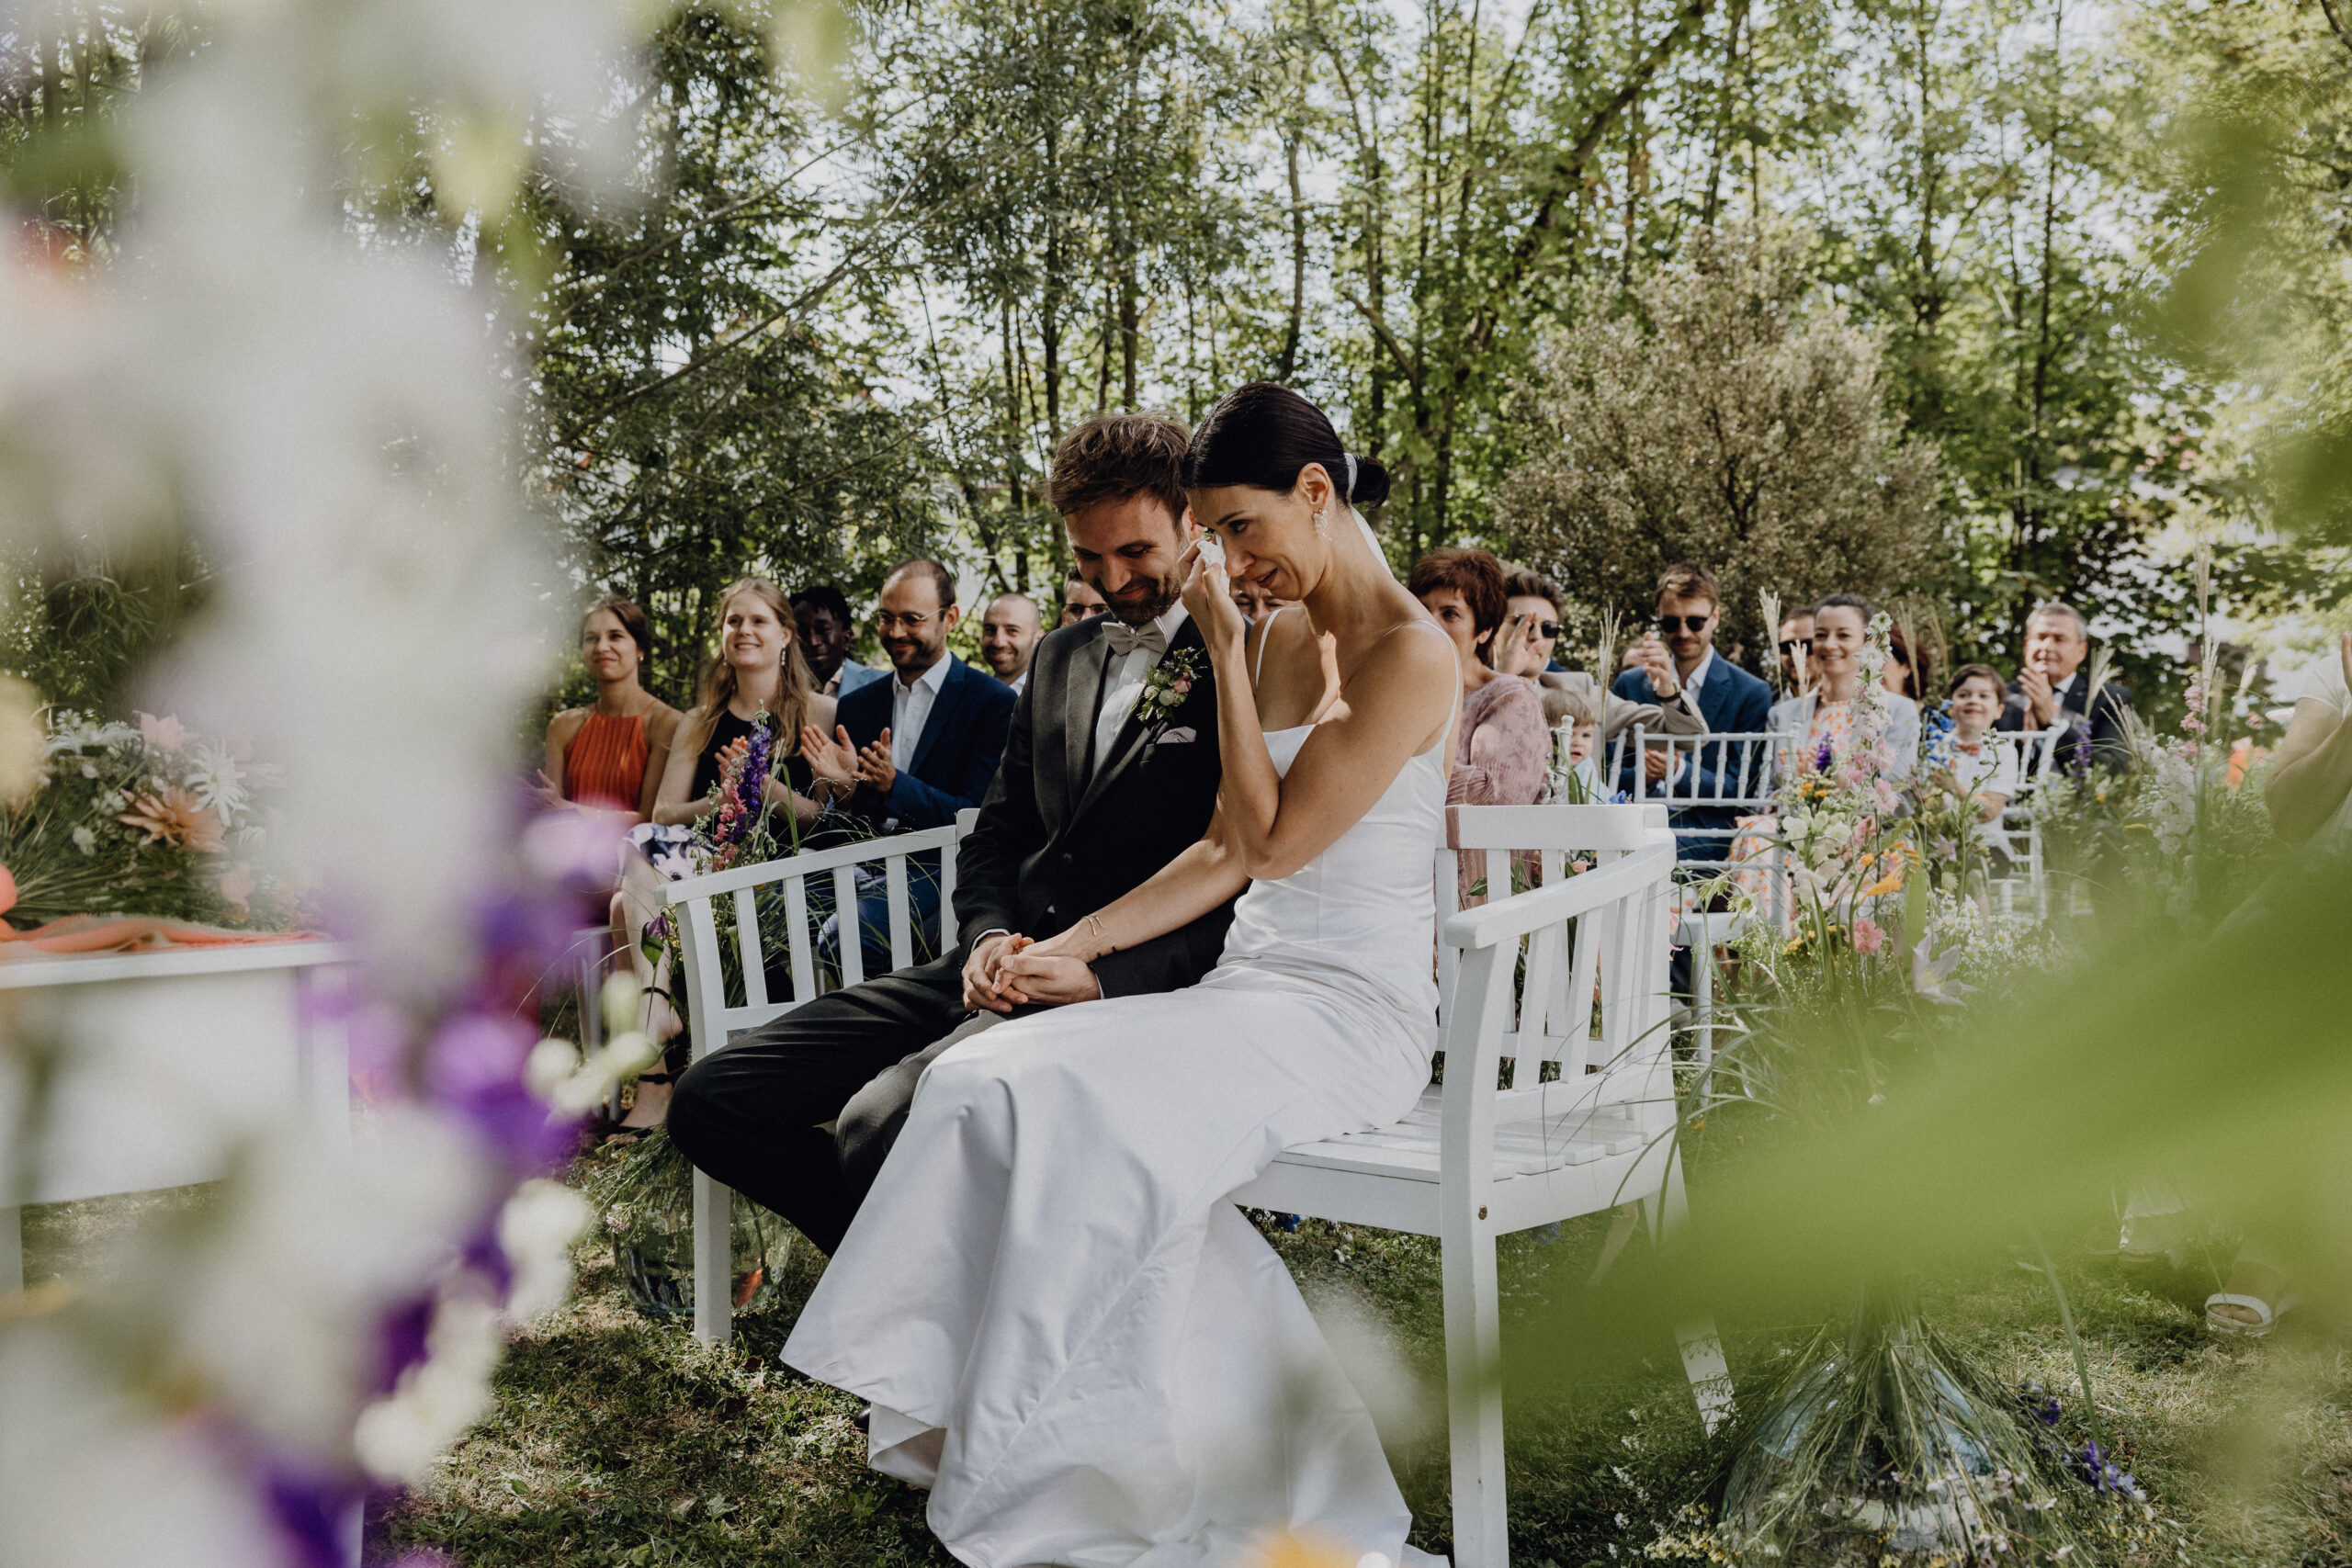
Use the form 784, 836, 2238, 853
1648, 1155, 1735, 1435
1442, 1220, 1507, 1568
692, 1169, 733, 1344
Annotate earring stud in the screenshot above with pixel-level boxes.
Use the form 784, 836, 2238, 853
1312, 509, 1328, 536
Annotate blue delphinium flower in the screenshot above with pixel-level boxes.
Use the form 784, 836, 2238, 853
2075, 1439, 2146, 1502
728, 715, 774, 844
1815, 737, 1835, 773
2066, 715, 2093, 783
1924, 702, 1958, 771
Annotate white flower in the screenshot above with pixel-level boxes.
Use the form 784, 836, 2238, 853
183, 741, 249, 819
498, 1179, 590, 1323
71, 825, 96, 855
352, 1292, 505, 1483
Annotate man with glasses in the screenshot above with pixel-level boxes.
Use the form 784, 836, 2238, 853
1610, 562, 1772, 863
804, 558, 1016, 974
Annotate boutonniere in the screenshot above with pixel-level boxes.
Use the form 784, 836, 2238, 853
1133, 649, 1204, 739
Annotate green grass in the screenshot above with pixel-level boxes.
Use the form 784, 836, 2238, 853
23, 1173, 2352, 1565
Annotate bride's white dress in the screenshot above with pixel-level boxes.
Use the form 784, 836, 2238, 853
784, 625, 1452, 1568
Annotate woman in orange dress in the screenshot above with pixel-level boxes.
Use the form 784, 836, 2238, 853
542, 597, 682, 820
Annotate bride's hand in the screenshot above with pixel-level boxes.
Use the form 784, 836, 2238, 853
1178, 536, 1246, 653
996, 945, 1102, 1008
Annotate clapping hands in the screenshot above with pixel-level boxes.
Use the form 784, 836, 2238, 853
799, 723, 899, 798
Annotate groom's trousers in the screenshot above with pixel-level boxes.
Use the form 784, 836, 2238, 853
666, 953, 1003, 1256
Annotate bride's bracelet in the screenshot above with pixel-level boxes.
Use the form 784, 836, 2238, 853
1081, 911, 1113, 959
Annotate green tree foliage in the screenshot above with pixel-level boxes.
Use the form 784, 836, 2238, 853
1498, 228, 1941, 660
523, 7, 944, 703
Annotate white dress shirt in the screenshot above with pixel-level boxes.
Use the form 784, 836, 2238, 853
1007, 669, 1029, 697
889, 654, 954, 771
1092, 603, 1192, 780
1661, 649, 1716, 790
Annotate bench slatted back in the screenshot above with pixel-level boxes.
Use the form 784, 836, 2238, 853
666, 813, 977, 1055
1440, 804, 1678, 1127
1439, 812, 1679, 1135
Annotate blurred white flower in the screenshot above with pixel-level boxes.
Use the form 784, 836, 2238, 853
353, 1292, 505, 1483
498, 1178, 591, 1323
71, 824, 97, 854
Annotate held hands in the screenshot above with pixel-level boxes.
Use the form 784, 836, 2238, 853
1178, 535, 1246, 652
960, 931, 1101, 1012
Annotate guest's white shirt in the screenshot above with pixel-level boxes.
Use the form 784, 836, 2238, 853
1006, 669, 1029, 697
889, 655, 953, 770
1662, 649, 1717, 788
1093, 603, 1191, 779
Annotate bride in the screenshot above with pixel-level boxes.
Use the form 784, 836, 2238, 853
782, 382, 1459, 1568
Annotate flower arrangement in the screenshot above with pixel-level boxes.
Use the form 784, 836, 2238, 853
0, 705, 296, 930
1134, 646, 1203, 739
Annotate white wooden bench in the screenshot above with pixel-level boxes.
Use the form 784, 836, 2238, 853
666, 803, 1728, 1563
1235, 803, 1727, 1568
663, 818, 973, 1343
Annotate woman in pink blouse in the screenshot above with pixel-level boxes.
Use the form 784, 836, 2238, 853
1409, 547, 1549, 808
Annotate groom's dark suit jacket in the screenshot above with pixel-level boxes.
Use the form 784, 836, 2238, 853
951, 612, 1234, 996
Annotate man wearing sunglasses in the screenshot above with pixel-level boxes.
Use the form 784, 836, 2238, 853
1610, 561, 1773, 863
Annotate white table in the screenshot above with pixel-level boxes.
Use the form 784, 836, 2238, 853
0, 941, 355, 1292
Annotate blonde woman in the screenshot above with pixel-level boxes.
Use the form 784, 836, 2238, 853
622, 579, 835, 1126
650, 578, 834, 828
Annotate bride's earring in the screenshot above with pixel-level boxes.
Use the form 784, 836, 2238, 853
1312, 508, 1329, 537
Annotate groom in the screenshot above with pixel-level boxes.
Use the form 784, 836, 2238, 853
667, 412, 1234, 1254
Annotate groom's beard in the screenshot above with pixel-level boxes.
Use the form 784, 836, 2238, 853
1100, 571, 1182, 626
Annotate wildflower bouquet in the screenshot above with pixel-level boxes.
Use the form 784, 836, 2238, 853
0, 705, 293, 930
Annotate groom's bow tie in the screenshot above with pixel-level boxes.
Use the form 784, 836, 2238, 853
1101, 620, 1169, 658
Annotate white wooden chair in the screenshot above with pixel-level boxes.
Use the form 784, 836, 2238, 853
664, 815, 977, 1342
1234, 804, 1730, 1568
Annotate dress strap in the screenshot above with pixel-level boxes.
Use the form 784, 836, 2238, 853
1252, 605, 1291, 684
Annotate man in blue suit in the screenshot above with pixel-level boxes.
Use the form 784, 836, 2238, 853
806, 558, 1015, 975
1611, 562, 1774, 864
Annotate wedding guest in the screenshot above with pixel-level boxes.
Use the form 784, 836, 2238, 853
1939, 663, 2020, 853
1410, 546, 1547, 808
1994, 600, 2131, 764
793, 583, 888, 700
650, 578, 832, 830
1552, 686, 1606, 802
1058, 572, 1110, 626
540, 596, 681, 820
979, 592, 1043, 694
1503, 568, 1569, 674
1883, 623, 1933, 701
2265, 632, 2352, 850
1231, 576, 1289, 624
623, 579, 836, 1125
670, 412, 1231, 1259
1611, 562, 1775, 863
1778, 605, 1817, 694
1769, 592, 1921, 774
801, 558, 1016, 976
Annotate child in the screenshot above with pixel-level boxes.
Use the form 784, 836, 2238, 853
1550, 690, 1606, 803
1941, 663, 2021, 857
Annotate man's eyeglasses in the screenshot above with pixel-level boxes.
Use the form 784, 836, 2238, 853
1657, 615, 1713, 634
876, 609, 936, 632
1529, 619, 1564, 640
1778, 638, 1804, 655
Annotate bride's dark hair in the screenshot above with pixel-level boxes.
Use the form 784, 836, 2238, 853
1184, 382, 1392, 512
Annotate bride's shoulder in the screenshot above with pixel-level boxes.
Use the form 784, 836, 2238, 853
1369, 613, 1459, 693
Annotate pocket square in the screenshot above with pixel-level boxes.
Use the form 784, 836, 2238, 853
1156, 727, 1197, 745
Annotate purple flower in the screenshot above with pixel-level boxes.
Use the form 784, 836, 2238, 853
729, 717, 774, 844
2066, 716, 2093, 782
1815, 738, 1835, 773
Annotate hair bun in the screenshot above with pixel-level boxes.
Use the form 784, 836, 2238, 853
1347, 452, 1392, 511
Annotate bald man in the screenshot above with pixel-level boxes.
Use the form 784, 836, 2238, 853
980, 591, 1044, 694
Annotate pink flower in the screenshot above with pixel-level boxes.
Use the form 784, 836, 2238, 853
219, 863, 257, 908
1851, 917, 1885, 955
136, 711, 191, 752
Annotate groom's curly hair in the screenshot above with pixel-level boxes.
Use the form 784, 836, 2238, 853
1047, 412, 1191, 529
